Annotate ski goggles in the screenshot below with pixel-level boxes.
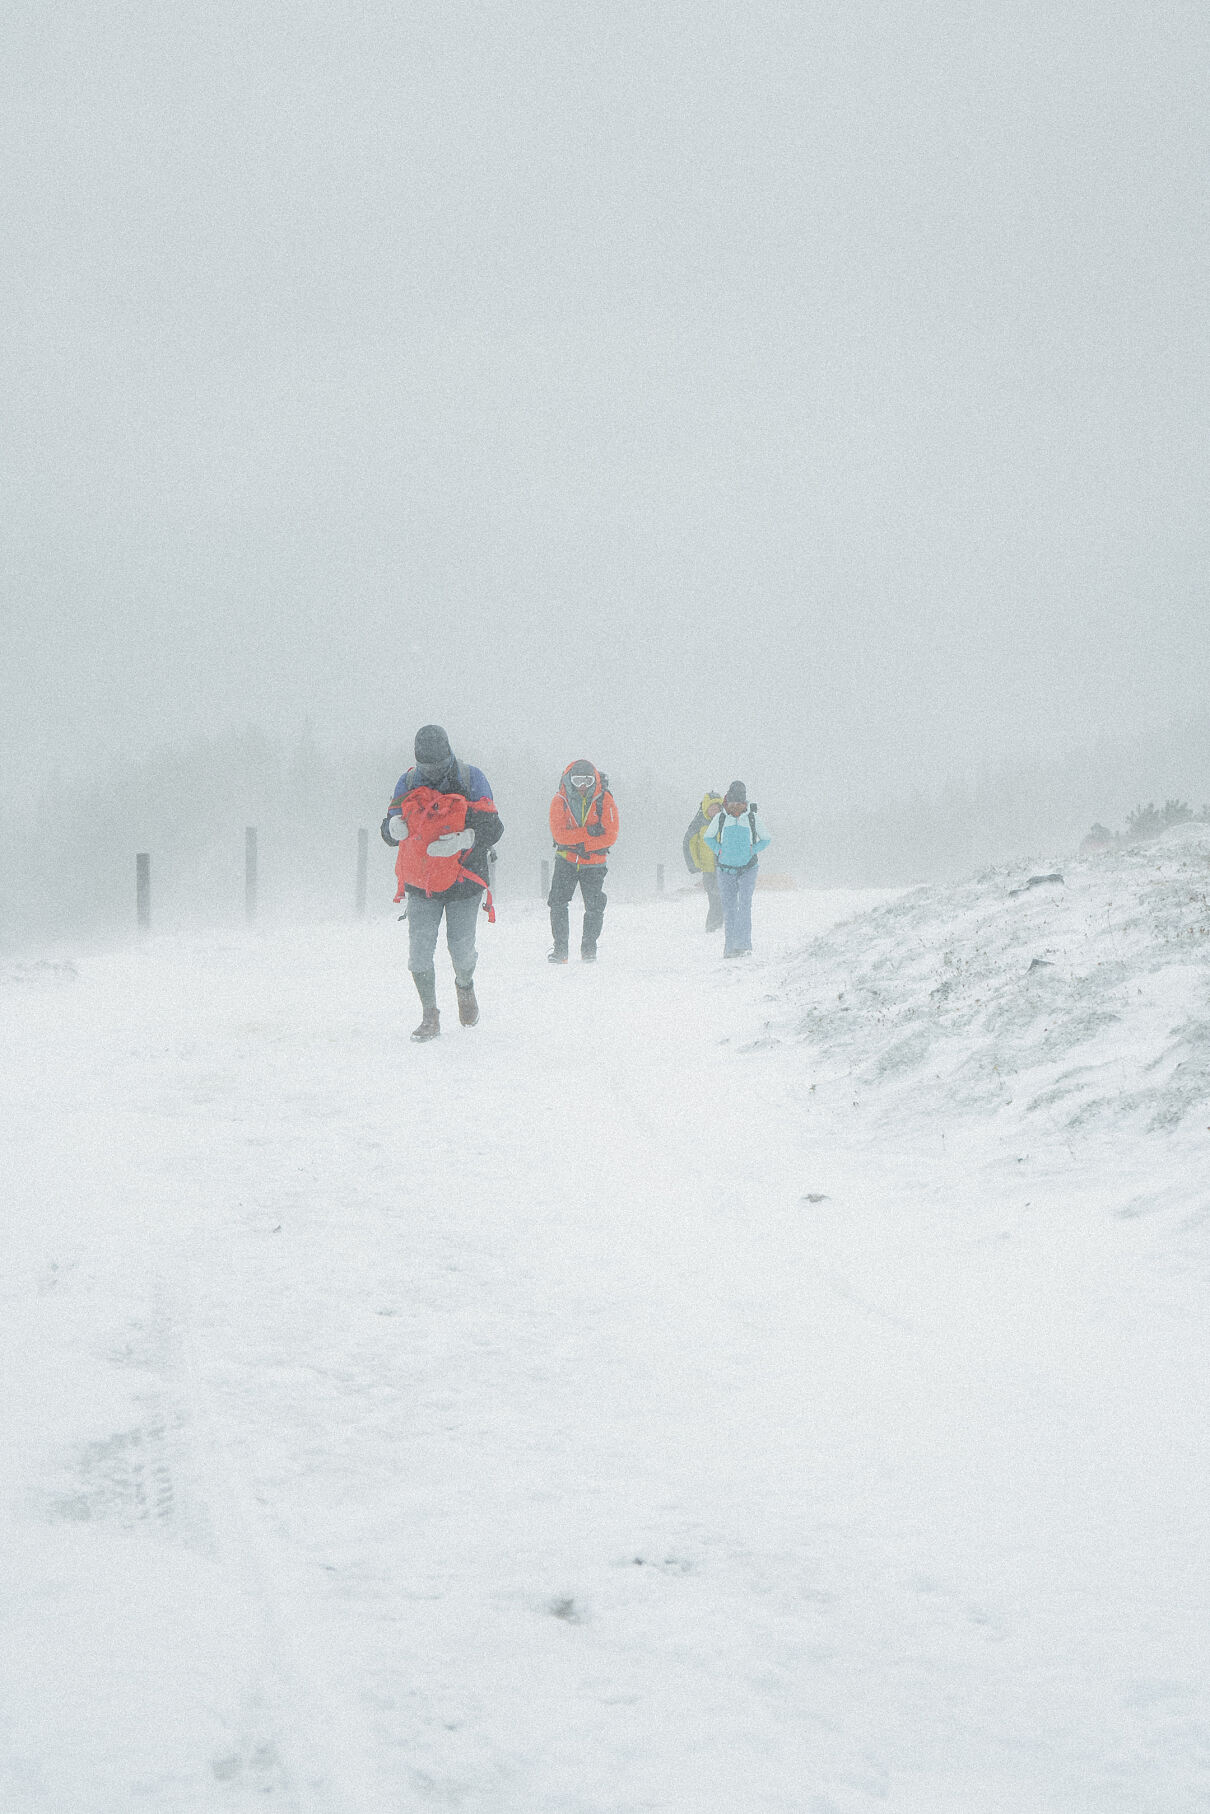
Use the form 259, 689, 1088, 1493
568, 773, 596, 790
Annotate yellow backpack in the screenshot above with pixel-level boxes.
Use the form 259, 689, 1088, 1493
689, 794, 724, 872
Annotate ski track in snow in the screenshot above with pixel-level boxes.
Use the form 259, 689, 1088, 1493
2, 835, 1210, 1812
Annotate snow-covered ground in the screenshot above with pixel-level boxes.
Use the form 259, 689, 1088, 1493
3, 832, 1209, 1812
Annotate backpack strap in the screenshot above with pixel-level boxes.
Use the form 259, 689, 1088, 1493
454, 859, 495, 921
455, 792, 498, 920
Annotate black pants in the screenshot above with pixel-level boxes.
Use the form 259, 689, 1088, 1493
549, 857, 607, 953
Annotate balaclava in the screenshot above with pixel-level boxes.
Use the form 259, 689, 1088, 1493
414, 724, 457, 790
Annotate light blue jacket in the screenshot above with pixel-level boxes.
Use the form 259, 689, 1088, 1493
704, 806, 771, 871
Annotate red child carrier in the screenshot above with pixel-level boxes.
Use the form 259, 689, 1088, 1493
393, 785, 496, 919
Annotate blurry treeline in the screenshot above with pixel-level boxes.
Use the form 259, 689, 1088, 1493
2, 711, 1208, 948
1079, 798, 1210, 851
788, 709, 1210, 886
0, 728, 690, 947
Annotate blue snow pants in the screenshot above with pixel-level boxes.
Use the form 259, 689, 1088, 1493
718, 862, 758, 955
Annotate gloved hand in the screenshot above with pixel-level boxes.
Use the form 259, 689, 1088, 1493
427, 827, 475, 857
389, 816, 408, 842
380, 814, 406, 846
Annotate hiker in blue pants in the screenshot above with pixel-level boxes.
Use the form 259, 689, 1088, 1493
703, 780, 771, 958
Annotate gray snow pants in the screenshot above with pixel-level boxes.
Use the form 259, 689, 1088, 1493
406, 891, 481, 986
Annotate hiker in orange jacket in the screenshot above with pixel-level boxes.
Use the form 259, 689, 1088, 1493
547, 760, 619, 963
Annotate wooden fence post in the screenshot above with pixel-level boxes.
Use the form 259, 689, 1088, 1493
245, 827, 258, 923
356, 828, 369, 918
540, 859, 550, 899
656, 863, 665, 895
136, 853, 150, 931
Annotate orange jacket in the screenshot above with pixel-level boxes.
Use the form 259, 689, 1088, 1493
549, 763, 619, 867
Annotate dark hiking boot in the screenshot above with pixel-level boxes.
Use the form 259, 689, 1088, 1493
455, 981, 479, 1027
548, 949, 569, 964
581, 944, 597, 962
410, 969, 440, 1041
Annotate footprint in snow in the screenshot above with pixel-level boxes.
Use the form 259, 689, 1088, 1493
548, 1595, 585, 1623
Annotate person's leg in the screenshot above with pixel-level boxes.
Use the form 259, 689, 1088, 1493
548, 856, 577, 957
735, 864, 758, 951
703, 868, 723, 931
405, 894, 443, 1038
407, 892, 442, 974
409, 964, 440, 1039
443, 894, 482, 1025
443, 894, 480, 986
717, 868, 741, 955
579, 866, 607, 955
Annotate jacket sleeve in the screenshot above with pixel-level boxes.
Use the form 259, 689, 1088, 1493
550, 794, 584, 847
380, 773, 411, 846
461, 799, 503, 886
752, 813, 772, 856
581, 790, 618, 854
703, 811, 722, 855
551, 791, 617, 854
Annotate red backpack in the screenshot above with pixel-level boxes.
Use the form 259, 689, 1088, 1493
393, 785, 496, 918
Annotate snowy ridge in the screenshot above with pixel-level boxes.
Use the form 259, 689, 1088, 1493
778, 822, 1210, 1143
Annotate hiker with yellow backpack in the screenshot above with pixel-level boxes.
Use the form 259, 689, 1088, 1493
683, 790, 725, 932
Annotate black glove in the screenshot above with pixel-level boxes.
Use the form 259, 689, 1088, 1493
380, 814, 399, 847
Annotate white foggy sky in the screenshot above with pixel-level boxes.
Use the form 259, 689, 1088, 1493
2, 0, 1207, 803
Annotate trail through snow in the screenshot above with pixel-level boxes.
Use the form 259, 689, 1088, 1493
2, 850, 1209, 1811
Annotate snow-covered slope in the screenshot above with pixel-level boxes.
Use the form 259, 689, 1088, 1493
778, 821, 1210, 1150
2, 854, 1207, 1812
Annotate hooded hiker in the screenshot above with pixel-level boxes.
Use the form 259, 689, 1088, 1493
547, 760, 619, 963
683, 789, 725, 932
703, 780, 771, 959
381, 724, 503, 1041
